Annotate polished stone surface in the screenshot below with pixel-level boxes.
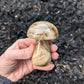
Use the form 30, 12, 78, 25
27, 21, 58, 40
32, 40, 51, 66
27, 21, 58, 66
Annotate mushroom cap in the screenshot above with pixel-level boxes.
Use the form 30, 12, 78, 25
27, 21, 58, 40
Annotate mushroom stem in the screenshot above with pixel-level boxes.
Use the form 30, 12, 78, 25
32, 40, 51, 66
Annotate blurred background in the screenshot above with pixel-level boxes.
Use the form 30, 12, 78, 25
0, 0, 84, 84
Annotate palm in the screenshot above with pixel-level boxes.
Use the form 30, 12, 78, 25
7, 59, 33, 82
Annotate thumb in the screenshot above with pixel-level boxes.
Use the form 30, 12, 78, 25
20, 44, 35, 60
7, 44, 35, 60
18, 44, 35, 60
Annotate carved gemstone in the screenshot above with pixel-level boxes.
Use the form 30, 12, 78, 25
27, 21, 58, 66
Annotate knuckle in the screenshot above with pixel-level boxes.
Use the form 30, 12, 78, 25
21, 50, 27, 58
16, 39, 23, 43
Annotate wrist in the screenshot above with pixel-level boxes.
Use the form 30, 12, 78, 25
7, 74, 20, 82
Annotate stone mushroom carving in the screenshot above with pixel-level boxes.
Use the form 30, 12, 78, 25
27, 21, 58, 66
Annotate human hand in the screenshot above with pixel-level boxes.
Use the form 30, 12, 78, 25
0, 38, 59, 82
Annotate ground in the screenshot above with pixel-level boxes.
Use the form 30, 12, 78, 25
0, 0, 84, 84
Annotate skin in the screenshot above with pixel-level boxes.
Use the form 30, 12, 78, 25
0, 38, 59, 82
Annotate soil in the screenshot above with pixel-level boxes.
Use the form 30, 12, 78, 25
0, 0, 84, 84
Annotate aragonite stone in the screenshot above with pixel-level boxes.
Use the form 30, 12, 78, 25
27, 21, 58, 66
27, 21, 58, 40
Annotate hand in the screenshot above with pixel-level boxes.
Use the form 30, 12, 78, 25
0, 38, 59, 82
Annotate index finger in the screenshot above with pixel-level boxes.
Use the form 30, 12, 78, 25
15, 38, 36, 49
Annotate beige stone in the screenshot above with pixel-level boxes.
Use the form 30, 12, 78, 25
27, 21, 58, 66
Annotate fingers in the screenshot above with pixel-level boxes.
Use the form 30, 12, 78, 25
51, 52, 59, 60
50, 41, 59, 60
33, 64, 54, 71
50, 44, 58, 52
16, 38, 36, 49
7, 44, 35, 60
